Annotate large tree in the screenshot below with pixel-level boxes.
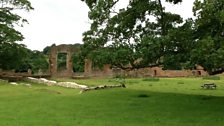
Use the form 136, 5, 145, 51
81, 0, 189, 70
0, 0, 33, 70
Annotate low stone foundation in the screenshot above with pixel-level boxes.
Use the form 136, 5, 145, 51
26, 77, 125, 93
80, 84, 126, 93
26, 77, 88, 89
0, 75, 24, 82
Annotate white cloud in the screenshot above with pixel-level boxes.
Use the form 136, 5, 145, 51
163, 0, 195, 19
16, 0, 90, 51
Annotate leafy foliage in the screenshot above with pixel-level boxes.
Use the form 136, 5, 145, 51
57, 53, 67, 71
81, 0, 189, 70
81, 0, 224, 75
0, 0, 33, 70
0, 42, 28, 70
0, 0, 33, 44
16, 50, 49, 73
43, 44, 56, 55
191, 0, 224, 74
73, 53, 84, 72
72, 44, 84, 72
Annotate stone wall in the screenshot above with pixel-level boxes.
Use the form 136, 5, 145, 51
82, 66, 208, 78
84, 59, 92, 76
0, 70, 32, 77
120, 67, 208, 77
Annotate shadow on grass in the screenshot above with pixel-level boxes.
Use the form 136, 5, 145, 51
137, 94, 150, 98
77, 89, 224, 126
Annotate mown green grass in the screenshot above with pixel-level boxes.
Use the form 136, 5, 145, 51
1, 76, 224, 126
202, 76, 221, 80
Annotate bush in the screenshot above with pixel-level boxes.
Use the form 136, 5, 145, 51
202, 76, 220, 80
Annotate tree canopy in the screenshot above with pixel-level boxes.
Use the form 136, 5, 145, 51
0, 0, 33, 44
80, 0, 224, 74
81, 0, 188, 70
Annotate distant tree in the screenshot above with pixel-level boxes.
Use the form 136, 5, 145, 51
0, 0, 33, 70
0, 43, 29, 70
42, 43, 56, 55
57, 53, 67, 71
28, 50, 49, 73
16, 50, 49, 73
73, 44, 84, 72
73, 52, 85, 72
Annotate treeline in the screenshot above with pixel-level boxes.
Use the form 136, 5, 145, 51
0, 43, 85, 74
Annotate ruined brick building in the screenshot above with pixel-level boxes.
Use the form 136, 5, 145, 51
49, 44, 208, 78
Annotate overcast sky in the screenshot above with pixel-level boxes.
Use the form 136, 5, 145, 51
16, 0, 195, 51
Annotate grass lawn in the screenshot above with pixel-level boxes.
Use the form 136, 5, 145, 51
0, 76, 224, 126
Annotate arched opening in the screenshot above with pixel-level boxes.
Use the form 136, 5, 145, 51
198, 71, 201, 76
154, 70, 157, 76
